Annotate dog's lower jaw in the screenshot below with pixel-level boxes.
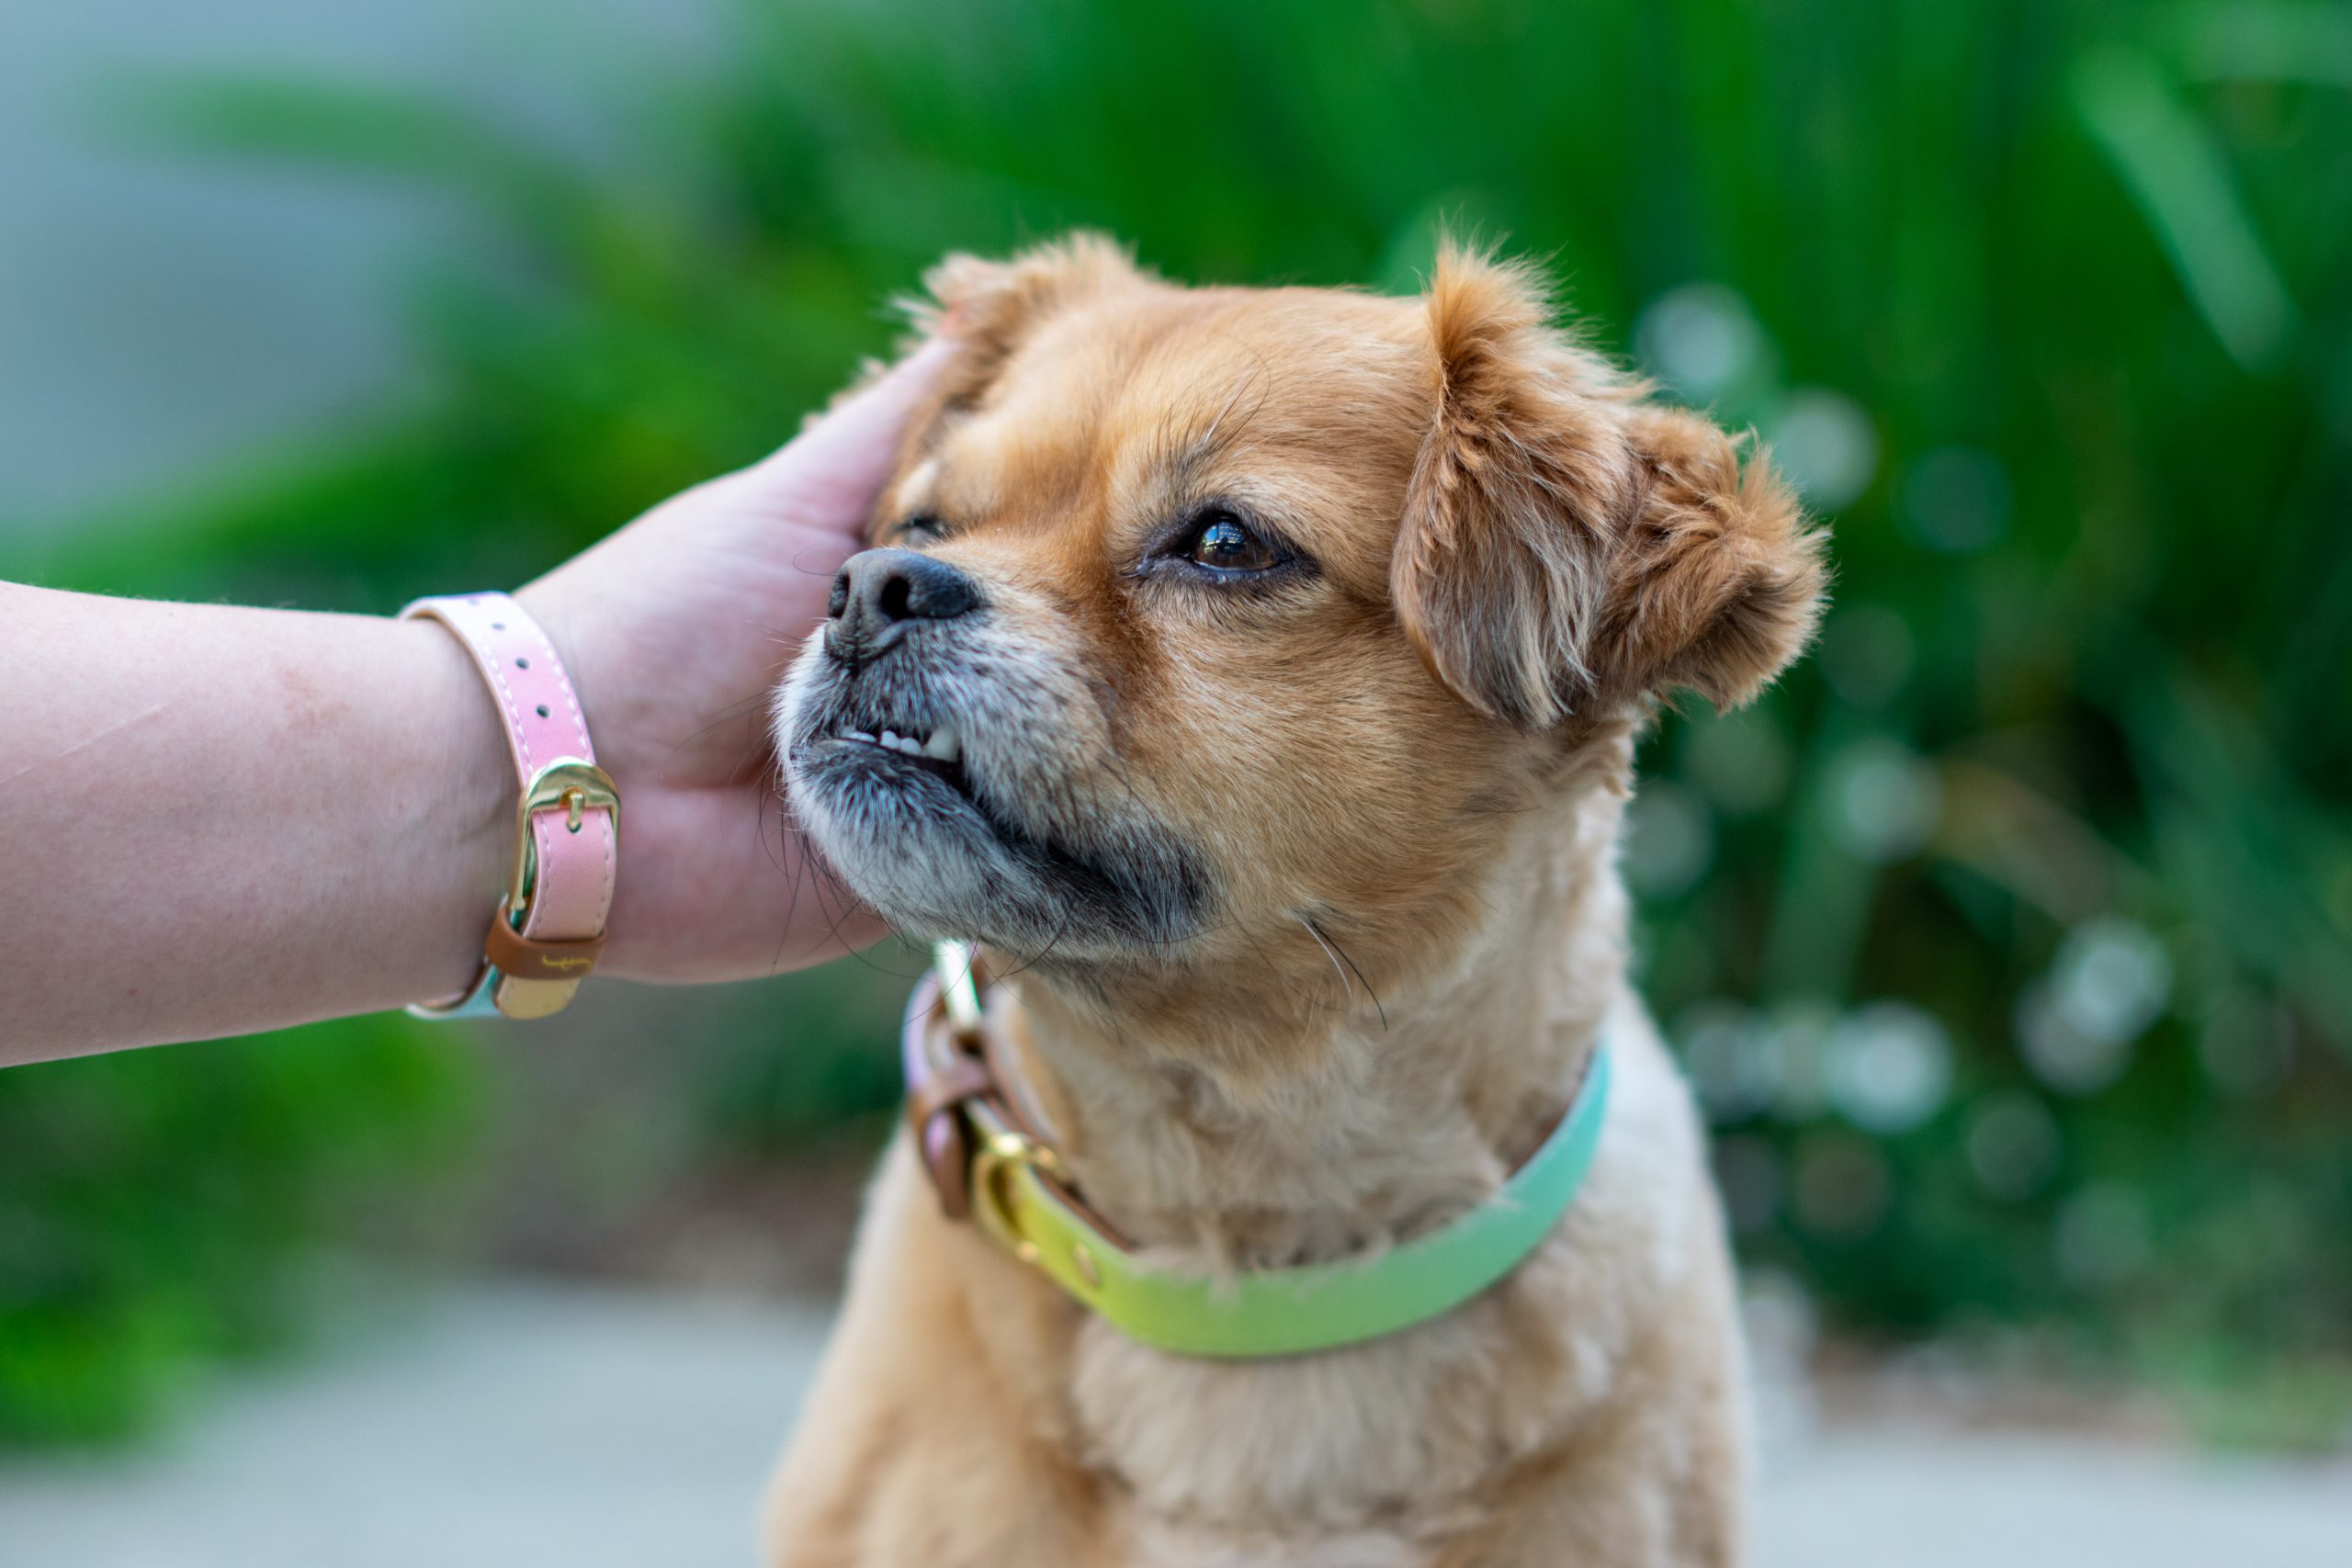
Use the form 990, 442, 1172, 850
780, 735, 1210, 962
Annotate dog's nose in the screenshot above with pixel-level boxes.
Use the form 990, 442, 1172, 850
826, 547, 980, 664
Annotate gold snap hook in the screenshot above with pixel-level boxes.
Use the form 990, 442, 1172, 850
968, 1122, 1064, 1264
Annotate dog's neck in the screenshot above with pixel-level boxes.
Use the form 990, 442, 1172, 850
996, 754, 1633, 1273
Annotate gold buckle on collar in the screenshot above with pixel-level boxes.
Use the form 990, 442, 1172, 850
966, 1106, 1066, 1266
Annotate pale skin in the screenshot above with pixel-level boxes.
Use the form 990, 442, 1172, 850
0, 338, 954, 1067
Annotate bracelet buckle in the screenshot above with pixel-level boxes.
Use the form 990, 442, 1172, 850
487, 757, 621, 1020
508, 758, 622, 918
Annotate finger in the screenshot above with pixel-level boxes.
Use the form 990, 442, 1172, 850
750, 335, 959, 526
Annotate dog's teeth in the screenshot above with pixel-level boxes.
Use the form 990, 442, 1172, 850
848, 724, 956, 761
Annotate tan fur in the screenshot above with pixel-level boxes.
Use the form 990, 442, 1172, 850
765, 235, 1827, 1566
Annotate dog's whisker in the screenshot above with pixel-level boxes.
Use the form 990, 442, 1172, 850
1295, 911, 1354, 1007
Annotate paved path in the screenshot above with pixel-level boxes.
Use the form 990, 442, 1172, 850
0, 1286, 821, 1568
1758, 1425, 2346, 1568
2, 1281, 2345, 1566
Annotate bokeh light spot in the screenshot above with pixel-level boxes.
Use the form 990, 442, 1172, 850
1765, 388, 1878, 512
1635, 283, 1771, 407
1623, 782, 1715, 898
1826, 1002, 1954, 1135
1825, 737, 1942, 862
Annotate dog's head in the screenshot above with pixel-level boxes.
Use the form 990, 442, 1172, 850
777, 236, 1825, 981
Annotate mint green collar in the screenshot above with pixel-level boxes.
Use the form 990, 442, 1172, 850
905, 944, 1613, 1360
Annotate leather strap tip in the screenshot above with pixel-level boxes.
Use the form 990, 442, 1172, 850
484, 915, 608, 983
919, 1113, 973, 1222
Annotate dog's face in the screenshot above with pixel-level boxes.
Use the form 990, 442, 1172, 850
777, 237, 1825, 977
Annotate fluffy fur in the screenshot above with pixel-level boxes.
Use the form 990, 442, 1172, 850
765, 234, 1826, 1566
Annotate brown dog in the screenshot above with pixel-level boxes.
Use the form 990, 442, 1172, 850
767, 235, 1826, 1566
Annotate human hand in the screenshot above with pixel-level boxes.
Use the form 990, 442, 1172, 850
514, 338, 955, 982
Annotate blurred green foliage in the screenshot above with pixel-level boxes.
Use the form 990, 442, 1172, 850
0, 1017, 480, 1445
5, 0, 2349, 1446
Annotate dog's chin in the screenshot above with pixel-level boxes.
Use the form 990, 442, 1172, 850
785, 729, 1210, 962
786, 733, 1071, 949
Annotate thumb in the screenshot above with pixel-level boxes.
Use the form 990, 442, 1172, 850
750, 335, 959, 527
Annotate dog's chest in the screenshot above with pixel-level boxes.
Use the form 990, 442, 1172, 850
1060, 1239, 1629, 1545
1057, 1035, 1701, 1546
1121, 1518, 1434, 1568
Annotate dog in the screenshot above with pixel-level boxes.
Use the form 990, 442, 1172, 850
766, 234, 1826, 1566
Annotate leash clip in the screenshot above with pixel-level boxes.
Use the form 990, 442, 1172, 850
902, 941, 1000, 1221
934, 939, 985, 1040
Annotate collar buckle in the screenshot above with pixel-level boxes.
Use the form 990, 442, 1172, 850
968, 1115, 1066, 1265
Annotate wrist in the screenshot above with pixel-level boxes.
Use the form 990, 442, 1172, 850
393, 615, 517, 1002
509, 577, 649, 975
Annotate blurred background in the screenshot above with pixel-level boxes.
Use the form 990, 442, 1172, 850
2, 0, 2347, 1561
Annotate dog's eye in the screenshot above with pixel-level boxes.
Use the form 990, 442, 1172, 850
892, 514, 949, 545
1180, 512, 1284, 574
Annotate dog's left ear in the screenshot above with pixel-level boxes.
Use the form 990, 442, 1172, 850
910, 232, 1148, 415
1393, 245, 1828, 728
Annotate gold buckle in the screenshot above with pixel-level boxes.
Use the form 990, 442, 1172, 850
506, 757, 621, 917
490, 758, 619, 1021
966, 1102, 1064, 1267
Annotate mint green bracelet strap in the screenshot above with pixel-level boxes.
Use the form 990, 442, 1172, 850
406, 961, 502, 1021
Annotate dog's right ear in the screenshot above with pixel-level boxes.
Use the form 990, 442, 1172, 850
1391, 245, 1637, 729
1393, 243, 1826, 728
910, 232, 1147, 415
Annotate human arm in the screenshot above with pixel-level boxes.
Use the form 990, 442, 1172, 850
0, 339, 950, 1066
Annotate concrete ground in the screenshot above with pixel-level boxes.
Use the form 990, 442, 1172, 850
2, 1280, 2346, 1567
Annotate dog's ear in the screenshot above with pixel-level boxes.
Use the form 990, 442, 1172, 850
1589, 401, 1828, 711
1393, 244, 1826, 727
910, 232, 1148, 412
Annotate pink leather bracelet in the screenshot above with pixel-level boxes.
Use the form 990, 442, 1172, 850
401, 592, 619, 1021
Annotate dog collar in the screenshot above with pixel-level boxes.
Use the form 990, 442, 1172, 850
902, 942, 1612, 1359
